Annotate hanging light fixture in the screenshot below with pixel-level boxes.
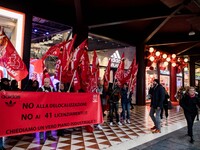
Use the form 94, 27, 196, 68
188, 25, 195, 36
149, 47, 154, 53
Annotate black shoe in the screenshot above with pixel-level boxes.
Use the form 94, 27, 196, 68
57, 132, 64, 136
0, 146, 6, 150
48, 136, 56, 141
40, 139, 45, 144
189, 138, 194, 144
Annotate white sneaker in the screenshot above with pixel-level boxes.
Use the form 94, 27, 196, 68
165, 119, 168, 126
123, 120, 126, 124
97, 124, 103, 130
127, 119, 131, 124
118, 122, 122, 126
110, 122, 113, 126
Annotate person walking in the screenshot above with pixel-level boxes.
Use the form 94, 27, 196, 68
160, 87, 170, 125
180, 86, 200, 143
149, 79, 165, 133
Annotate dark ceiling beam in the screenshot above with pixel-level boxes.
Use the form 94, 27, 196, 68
144, 4, 185, 43
88, 13, 196, 29
148, 40, 200, 46
177, 42, 200, 55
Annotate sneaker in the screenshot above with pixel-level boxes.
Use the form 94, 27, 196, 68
127, 119, 131, 124
110, 122, 113, 126
48, 136, 56, 141
118, 122, 122, 126
152, 129, 161, 133
97, 124, 103, 130
123, 120, 126, 124
165, 119, 168, 126
150, 126, 156, 130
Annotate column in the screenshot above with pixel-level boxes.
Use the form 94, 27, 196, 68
170, 64, 177, 101
136, 43, 146, 105
21, 13, 32, 90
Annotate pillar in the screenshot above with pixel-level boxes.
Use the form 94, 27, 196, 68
21, 13, 32, 90
170, 64, 177, 101
136, 43, 146, 105
189, 56, 196, 87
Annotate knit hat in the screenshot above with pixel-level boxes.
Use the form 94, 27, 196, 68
153, 79, 160, 84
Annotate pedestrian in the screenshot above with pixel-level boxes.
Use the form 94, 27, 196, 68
180, 86, 200, 143
160, 87, 170, 125
149, 79, 165, 133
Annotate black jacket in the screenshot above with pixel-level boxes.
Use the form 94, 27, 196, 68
150, 84, 165, 109
180, 94, 200, 114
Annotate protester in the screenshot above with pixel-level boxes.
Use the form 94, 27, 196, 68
149, 79, 165, 133
37, 78, 56, 144
108, 82, 122, 126
180, 86, 200, 143
0, 78, 10, 150
120, 83, 131, 124
10, 79, 21, 91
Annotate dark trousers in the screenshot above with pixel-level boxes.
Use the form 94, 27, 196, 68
0, 137, 3, 147
184, 111, 196, 137
40, 131, 52, 139
109, 102, 120, 123
160, 104, 168, 119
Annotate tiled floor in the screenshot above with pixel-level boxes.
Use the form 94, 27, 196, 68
2, 105, 189, 150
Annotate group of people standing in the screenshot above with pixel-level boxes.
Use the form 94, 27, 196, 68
99, 81, 133, 126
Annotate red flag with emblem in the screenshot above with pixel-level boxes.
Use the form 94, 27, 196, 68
103, 59, 111, 88
71, 39, 87, 71
0, 27, 28, 81
79, 50, 91, 92
115, 52, 125, 86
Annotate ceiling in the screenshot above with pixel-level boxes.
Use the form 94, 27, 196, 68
0, 0, 200, 61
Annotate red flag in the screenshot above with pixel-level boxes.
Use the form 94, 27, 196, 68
71, 39, 87, 71
0, 27, 28, 81
72, 70, 81, 92
42, 41, 66, 61
80, 50, 91, 82
124, 54, 136, 82
62, 34, 77, 70
103, 59, 111, 88
90, 50, 100, 92
115, 52, 125, 86
91, 50, 99, 74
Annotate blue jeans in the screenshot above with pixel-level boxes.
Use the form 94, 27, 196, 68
121, 102, 131, 120
149, 107, 161, 130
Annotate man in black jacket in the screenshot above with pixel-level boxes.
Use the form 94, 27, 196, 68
149, 79, 165, 133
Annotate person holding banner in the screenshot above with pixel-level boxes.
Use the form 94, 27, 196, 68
0, 137, 5, 150
37, 77, 56, 144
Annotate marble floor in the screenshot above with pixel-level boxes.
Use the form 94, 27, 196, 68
2, 104, 193, 150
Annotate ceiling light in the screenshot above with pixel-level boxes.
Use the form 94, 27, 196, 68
188, 25, 195, 36
188, 30, 195, 36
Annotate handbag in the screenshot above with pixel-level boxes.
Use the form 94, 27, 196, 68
168, 100, 173, 109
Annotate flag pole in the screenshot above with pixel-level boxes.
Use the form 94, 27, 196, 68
67, 70, 76, 92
